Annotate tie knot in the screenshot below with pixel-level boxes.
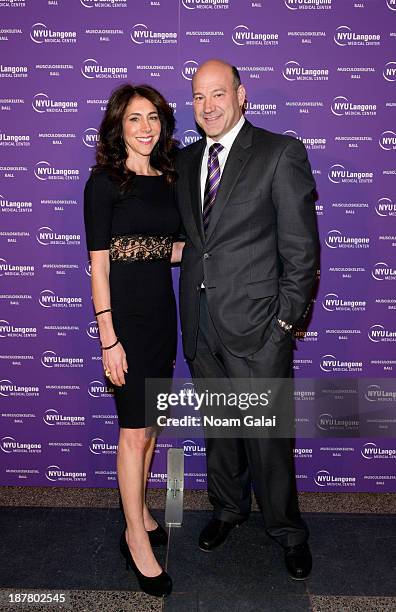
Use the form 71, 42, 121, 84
209, 142, 224, 157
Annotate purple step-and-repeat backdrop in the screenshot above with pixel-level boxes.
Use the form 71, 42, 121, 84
0, 0, 395, 492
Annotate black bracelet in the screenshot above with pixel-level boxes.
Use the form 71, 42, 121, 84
101, 338, 119, 351
95, 308, 112, 317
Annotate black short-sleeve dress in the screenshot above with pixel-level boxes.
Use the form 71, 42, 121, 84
84, 170, 180, 428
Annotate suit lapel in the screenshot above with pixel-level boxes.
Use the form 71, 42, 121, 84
188, 140, 206, 243
205, 121, 253, 242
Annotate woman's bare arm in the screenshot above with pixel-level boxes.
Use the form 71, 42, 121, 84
171, 241, 185, 264
90, 250, 128, 386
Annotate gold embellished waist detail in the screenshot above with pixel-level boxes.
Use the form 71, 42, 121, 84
109, 234, 173, 263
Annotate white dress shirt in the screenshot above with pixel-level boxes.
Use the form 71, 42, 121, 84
200, 115, 245, 209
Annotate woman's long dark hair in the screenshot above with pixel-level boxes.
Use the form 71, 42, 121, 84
93, 83, 177, 190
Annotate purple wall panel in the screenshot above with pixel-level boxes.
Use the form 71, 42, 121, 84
0, 0, 395, 492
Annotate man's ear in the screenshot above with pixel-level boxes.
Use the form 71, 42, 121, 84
237, 84, 246, 108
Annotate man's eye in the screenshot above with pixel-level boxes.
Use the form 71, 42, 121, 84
194, 97, 203, 102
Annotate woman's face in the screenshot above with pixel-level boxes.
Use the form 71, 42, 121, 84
122, 95, 161, 159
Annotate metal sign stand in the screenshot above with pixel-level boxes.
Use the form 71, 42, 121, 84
165, 448, 184, 527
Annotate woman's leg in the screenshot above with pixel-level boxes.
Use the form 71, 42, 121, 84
142, 435, 158, 530
117, 427, 161, 576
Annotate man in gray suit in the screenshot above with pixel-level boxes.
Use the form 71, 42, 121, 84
176, 59, 319, 579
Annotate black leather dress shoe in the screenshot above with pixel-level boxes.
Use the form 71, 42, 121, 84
284, 542, 312, 580
199, 518, 244, 552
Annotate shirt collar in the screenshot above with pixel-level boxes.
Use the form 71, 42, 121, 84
206, 115, 245, 153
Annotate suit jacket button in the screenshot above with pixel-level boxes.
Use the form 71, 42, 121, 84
203, 253, 210, 260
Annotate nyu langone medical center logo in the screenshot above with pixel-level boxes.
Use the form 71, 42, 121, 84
314, 470, 356, 488
317, 413, 359, 432
375, 198, 396, 217
334, 26, 380, 47
331, 96, 376, 117
89, 437, 118, 454
81, 58, 127, 80
244, 100, 277, 117
282, 61, 329, 81
1, 0, 27, 6
44, 409, 85, 427
380, 131, 396, 151
30, 23, 77, 44
182, 60, 198, 81
80, 0, 127, 7
34, 162, 79, 181
284, 0, 332, 9
0, 320, 37, 338
182, 0, 230, 8
365, 384, 396, 402
45, 465, 87, 483
0, 194, 32, 213
361, 442, 396, 459
83, 128, 99, 148
39, 290, 82, 309
320, 354, 363, 373
283, 130, 326, 151
88, 380, 114, 398
0, 380, 39, 398
32, 93, 78, 114
328, 164, 373, 184
387, 0, 396, 10
36, 227, 81, 246
0, 132, 30, 147
232, 25, 278, 46
0, 258, 34, 277
86, 320, 99, 339
371, 262, 396, 281
0, 436, 41, 454
41, 351, 84, 368
130, 24, 177, 45
182, 439, 206, 457
325, 230, 369, 249
322, 293, 366, 312
383, 61, 396, 82
0, 64, 28, 79
368, 325, 396, 343
181, 130, 201, 147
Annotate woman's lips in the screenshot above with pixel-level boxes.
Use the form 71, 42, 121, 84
136, 136, 154, 144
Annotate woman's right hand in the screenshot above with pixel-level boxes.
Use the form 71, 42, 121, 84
103, 341, 128, 386
171, 241, 185, 264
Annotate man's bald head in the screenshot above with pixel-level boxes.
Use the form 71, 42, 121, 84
192, 60, 241, 91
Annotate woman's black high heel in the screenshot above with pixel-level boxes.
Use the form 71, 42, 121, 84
120, 530, 172, 597
147, 522, 168, 547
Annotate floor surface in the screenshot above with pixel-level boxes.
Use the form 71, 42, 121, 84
1, 507, 395, 611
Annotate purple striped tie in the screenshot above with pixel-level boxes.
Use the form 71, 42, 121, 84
202, 142, 224, 233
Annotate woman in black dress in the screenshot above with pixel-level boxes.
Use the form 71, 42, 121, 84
84, 84, 182, 597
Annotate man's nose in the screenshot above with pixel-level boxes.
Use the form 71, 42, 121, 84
203, 97, 215, 114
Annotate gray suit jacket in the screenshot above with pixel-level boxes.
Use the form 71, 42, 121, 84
176, 120, 320, 360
